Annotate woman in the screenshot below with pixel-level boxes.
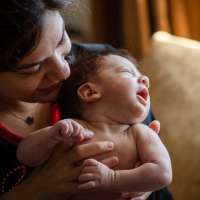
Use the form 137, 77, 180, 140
0, 0, 172, 199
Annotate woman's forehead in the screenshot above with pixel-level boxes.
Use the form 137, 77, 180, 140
18, 11, 64, 67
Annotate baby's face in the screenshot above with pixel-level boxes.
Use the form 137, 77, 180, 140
95, 55, 150, 124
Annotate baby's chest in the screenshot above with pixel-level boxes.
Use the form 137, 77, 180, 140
74, 130, 139, 170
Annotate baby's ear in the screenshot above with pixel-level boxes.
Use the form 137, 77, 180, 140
77, 83, 101, 102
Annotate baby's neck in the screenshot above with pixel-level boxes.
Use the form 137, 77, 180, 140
82, 114, 130, 134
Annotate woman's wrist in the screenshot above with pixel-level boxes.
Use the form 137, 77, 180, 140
0, 178, 38, 200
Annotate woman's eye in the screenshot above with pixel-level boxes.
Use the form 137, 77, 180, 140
20, 66, 41, 77
59, 32, 66, 45
24, 69, 41, 77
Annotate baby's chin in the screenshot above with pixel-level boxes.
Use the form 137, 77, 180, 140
130, 107, 150, 124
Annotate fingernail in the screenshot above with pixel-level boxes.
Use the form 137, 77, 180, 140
106, 142, 114, 149
155, 120, 160, 126
88, 131, 94, 136
108, 157, 118, 165
84, 129, 94, 136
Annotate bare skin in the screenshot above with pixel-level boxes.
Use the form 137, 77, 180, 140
16, 54, 171, 199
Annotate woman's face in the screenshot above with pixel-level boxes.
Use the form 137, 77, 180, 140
0, 11, 71, 103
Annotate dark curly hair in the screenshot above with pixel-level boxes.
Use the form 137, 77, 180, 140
58, 48, 139, 120
0, 0, 81, 73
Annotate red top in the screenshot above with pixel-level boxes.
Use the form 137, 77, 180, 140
0, 104, 60, 146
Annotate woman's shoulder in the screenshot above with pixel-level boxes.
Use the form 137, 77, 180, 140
0, 123, 23, 146
71, 43, 114, 58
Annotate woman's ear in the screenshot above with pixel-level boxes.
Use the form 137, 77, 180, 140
77, 83, 101, 102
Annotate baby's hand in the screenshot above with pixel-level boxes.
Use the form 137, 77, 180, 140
78, 159, 114, 191
49, 119, 84, 142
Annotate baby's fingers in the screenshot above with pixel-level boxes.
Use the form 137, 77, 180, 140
60, 120, 85, 139
83, 159, 99, 167
78, 181, 97, 190
70, 121, 83, 137
78, 173, 95, 183
67, 127, 93, 142
82, 166, 96, 174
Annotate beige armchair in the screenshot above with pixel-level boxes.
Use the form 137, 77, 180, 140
141, 31, 200, 200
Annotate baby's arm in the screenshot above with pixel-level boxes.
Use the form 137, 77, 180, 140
78, 124, 172, 193
17, 119, 84, 166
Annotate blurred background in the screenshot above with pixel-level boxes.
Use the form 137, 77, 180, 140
63, 0, 200, 60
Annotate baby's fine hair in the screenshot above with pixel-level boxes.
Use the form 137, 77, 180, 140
58, 48, 139, 120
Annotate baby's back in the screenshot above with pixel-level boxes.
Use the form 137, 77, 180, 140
70, 120, 139, 200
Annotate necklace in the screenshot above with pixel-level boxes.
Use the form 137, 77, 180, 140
9, 109, 34, 125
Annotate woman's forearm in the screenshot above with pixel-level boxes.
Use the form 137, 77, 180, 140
0, 177, 38, 200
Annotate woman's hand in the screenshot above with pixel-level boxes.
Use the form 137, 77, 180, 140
121, 192, 152, 200
2, 130, 118, 200
121, 120, 160, 200
31, 130, 118, 200
147, 120, 160, 135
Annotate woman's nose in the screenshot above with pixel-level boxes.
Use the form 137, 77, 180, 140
47, 55, 70, 81
46, 34, 71, 81
138, 75, 150, 88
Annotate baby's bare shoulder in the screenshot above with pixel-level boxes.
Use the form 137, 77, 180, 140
130, 123, 155, 139
130, 123, 150, 131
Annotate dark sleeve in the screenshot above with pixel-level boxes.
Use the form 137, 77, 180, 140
141, 108, 156, 126
71, 42, 114, 58
70, 42, 173, 200
150, 188, 173, 200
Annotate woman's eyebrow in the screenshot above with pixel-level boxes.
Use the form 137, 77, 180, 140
16, 20, 65, 71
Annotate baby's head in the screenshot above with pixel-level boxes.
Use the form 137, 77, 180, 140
58, 49, 150, 124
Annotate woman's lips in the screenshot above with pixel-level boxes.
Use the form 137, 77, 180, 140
37, 81, 62, 92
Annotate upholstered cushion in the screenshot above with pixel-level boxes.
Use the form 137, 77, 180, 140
141, 31, 200, 200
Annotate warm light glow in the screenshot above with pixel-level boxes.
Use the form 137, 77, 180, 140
153, 31, 200, 50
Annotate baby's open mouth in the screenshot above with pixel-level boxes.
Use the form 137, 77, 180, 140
136, 89, 148, 106
137, 89, 148, 101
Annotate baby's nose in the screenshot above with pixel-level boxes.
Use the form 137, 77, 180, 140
138, 75, 150, 88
